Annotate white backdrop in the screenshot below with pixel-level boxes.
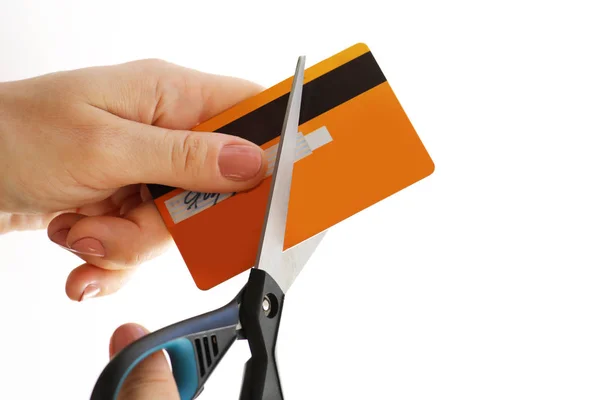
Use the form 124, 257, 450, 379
1, 1, 599, 399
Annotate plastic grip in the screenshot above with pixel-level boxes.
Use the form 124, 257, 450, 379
90, 298, 241, 400
239, 269, 286, 400
114, 338, 199, 400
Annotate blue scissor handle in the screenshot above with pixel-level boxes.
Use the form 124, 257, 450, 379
90, 297, 241, 400
118, 337, 199, 399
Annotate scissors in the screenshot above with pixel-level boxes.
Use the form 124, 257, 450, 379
90, 55, 326, 400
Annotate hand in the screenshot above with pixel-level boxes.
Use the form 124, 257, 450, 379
0, 59, 267, 300
109, 323, 179, 400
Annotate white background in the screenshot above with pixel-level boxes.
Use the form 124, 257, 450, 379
1, 0, 599, 399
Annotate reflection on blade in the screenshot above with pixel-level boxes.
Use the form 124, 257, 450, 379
280, 231, 327, 293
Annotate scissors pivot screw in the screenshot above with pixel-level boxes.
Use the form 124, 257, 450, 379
262, 297, 271, 313
262, 293, 280, 318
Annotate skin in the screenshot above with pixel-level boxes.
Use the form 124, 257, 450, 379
0, 59, 270, 398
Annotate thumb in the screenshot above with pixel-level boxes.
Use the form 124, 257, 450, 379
109, 323, 179, 400
106, 118, 268, 194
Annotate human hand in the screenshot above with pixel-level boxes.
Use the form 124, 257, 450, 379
0, 59, 267, 300
109, 323, 180, 400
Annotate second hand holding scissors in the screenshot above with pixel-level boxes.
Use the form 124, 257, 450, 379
91, 55, 323, 400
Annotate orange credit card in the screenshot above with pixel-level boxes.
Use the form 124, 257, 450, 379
146, 43, 435, 290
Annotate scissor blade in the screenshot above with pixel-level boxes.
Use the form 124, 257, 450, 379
254, 55, 305, 293
280, 230, 327, 292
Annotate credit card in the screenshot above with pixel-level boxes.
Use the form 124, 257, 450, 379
147, 43, 435, 290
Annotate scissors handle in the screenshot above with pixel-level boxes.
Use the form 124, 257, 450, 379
239, 268, 286, 400
90, 296, 241, 400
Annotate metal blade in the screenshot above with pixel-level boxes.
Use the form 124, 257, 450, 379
236, 230, 326, 331
280, 230, 327, 292
253, 55, 306, 293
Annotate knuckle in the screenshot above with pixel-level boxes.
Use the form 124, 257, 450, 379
132, 58, 170, 70
118, 238, 153, 266
174, 132, 210, 177
123, 251, 144, 267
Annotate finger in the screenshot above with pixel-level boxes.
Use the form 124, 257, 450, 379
140, 185, 153, 202
47, 201, 172, 269
79, 59, 263, 129
101, 116, 268, 194
119, 191, 144, 216
109, 323, 178, 400
65, 263, 136, 301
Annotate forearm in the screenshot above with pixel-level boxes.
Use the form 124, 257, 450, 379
0, 83, 33, 232
0, 80, 23, 214
0, 81, 9, 214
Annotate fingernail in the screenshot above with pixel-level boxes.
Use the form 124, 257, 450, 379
78, 284, 100, 302
111, 324, 148, 355
50, 229, 70, 249
218, 144, 263, 180
70, 237, 106, 257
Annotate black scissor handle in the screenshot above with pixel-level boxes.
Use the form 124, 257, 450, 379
90, 297, 241, 400
239, 268, 286, 400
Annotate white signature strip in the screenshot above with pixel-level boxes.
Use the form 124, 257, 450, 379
165, 126, 333, 224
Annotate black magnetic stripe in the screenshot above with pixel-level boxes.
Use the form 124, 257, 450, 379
148, 51, 386, 199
